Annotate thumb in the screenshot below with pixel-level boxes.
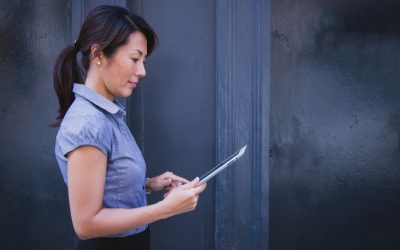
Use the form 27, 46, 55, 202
182, 177, 199, 189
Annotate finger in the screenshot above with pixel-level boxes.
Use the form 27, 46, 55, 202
161, 177, 172, 187
192, 182, 207, 194
160, 171, 174, 177
169, 174, 189, 184
162, 172, 189, 184
181, 177, 199, 190
170, 181, 182, 188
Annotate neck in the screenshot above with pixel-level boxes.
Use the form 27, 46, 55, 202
85, 69, 114, 101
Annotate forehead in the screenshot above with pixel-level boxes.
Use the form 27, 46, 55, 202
121, 32, 148, 56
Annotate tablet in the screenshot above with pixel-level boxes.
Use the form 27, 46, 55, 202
199, 145, 247, 185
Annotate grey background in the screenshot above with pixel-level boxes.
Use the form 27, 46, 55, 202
270, 0, 400, 249
129, 1, 217, 249
0, 0, 74, 249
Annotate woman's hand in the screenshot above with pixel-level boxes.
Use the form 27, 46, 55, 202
158, 177, 207, 217
146, 171, 189, 192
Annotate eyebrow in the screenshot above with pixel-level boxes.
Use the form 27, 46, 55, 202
132, 49, 144, 56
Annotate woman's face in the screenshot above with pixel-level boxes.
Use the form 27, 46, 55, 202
100, 31, 148, 100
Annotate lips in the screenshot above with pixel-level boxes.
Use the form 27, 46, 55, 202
128, 81, 138, 88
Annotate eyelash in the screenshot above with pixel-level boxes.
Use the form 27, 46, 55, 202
131, 58, 146, 65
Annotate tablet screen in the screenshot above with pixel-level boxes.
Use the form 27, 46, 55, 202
199, 145, 247, 185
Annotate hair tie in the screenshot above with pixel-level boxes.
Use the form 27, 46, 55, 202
73, 40, 79, 50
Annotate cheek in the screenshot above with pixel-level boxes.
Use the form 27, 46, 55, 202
105, 63, 125, 82
103, 57, 134, 86
115, 59, 134, 78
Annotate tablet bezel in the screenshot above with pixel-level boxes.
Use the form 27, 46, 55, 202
199, 145, 247, 185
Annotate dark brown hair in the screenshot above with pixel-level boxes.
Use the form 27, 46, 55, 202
52, 5, 158, 127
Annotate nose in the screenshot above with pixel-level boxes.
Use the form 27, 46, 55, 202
136, 62, 146, 78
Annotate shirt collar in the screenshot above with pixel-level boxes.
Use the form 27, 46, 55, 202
73, 83, 125, 115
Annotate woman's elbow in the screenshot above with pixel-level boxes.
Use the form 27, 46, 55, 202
74, 225, 91, 240
73, 220, 96, 240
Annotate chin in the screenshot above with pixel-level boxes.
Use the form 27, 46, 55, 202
122, 89, 133, 98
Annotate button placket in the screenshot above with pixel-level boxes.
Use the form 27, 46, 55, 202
115, 111, 128, 135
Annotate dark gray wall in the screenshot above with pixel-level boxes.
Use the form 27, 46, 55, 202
130, 0, 270, 249
0, 0, 74, 249
214, 0, 270, 249
270, 0, 400, 249
129, 1, 217, 249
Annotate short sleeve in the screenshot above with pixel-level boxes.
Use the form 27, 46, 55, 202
57, 115, 112, 157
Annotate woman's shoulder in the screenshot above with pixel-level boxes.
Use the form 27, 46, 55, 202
59, 98, 113, 136
65, 97, 109, 119
56, 99, 113, 156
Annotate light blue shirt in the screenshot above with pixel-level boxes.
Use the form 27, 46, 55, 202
55, 83, 148, 237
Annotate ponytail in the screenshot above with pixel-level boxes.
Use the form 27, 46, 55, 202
51, 44, 84, 127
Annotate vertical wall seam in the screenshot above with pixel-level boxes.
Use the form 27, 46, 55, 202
139, 0, 145, 154
251, 0, 262, 248
216, 0, 235, 248
261, 0, 271, 249
229, 0, 236, 246
216, 0, 270, 249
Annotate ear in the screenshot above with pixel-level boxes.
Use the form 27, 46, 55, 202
90, 44, 104, 64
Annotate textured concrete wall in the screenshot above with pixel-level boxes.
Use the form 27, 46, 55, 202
0, 1, 75, 249
129, 0, 217, 249
270, 1, 400, 249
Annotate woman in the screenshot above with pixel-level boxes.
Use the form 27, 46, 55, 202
52, 5, 206, 250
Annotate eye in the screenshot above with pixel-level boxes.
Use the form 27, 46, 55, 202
131, 58, 139, 63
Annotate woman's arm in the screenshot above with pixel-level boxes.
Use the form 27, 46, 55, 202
67, 145, 206, 240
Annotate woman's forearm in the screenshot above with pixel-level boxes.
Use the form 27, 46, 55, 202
75, 202, 170, 240
73, 178, 205, 240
